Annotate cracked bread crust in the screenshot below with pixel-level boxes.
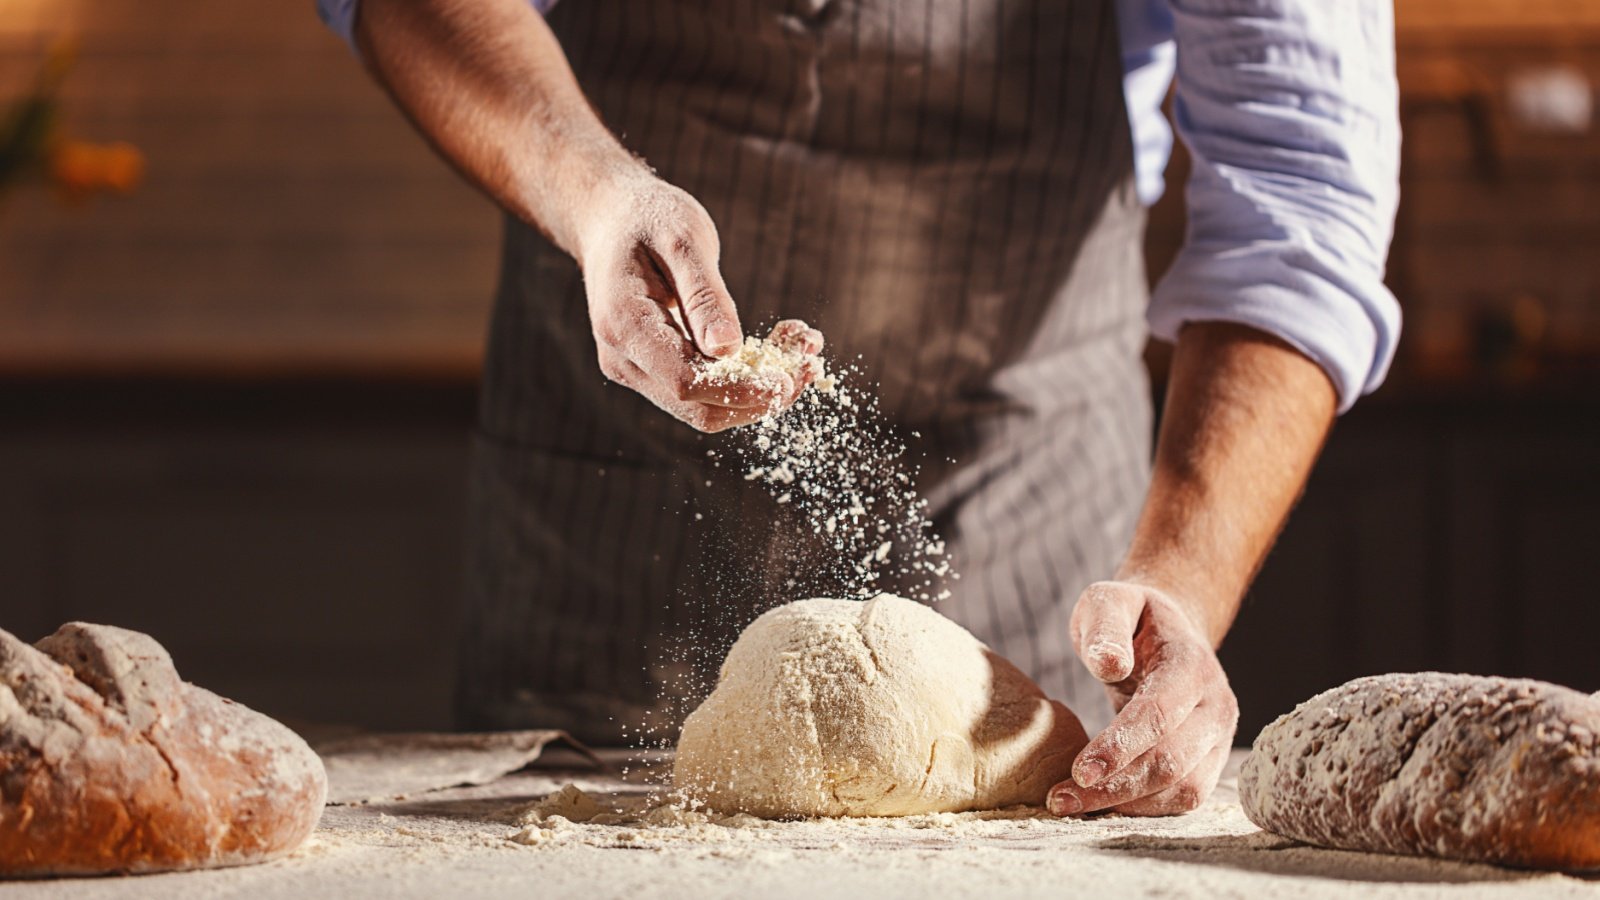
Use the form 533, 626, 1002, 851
0, 623, 326, 877
1239, 673, 1600, 870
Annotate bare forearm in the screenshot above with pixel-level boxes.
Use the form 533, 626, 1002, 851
352, 0, 816, 428
354, 0, 642, 259
1118, 322, 1337, 644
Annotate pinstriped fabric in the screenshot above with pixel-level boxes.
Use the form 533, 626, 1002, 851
458, 0, 1150, 743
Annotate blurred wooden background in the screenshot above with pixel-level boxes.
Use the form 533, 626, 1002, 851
1, 1, 1598, 737
0, 0, 497, 376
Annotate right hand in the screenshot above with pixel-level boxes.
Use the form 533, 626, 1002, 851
576, 173, 815, 432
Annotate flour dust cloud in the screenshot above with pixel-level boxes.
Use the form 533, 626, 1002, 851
627, 330, 958, 750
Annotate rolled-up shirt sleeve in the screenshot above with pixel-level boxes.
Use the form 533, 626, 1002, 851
1147, 0, 1401, 411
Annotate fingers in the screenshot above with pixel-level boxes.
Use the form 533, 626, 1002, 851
1111, 742, 1229, 817
766, 320, 825, 395
1072, 655, 1206, 788
595, 298, 793, 428
597, 348, 765, 432
1048, 698, 1229, 816
769, 319, 825, 355
593, 259, 788, 422
625, 324, 789, 409
585, 187, 828, 432
1070, 582, 1143, 684
1052, 583, 1241, 818
651, 229, 742, 358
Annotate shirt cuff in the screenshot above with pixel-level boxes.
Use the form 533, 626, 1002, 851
317, 0, 361, 51
1148, 244, 1401, 414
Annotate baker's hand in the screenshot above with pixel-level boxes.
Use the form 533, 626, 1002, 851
1047, 581, 1239, 817
577, 174, 818, 431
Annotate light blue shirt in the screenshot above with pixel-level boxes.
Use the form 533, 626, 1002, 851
320, 0, 1401, 410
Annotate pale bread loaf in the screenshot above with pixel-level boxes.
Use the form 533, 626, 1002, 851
1240, 672, 1600, 870
0, 623, 326, 876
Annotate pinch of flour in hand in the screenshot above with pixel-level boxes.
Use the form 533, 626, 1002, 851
694, 334, 828, 398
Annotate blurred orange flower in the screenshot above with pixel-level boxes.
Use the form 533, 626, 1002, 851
1, 34, 144, 206
48, 139, 145, 203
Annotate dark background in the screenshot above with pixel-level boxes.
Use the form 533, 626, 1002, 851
2, 1, 1597, 739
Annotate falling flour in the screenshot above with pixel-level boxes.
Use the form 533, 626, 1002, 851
629, 328, 959, 751
697, 333, 953, 603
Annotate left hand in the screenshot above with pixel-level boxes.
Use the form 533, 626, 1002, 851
1047, 581, 1239, 817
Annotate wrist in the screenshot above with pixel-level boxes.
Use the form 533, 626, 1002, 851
1112, 564, 1233, 647
522, 127, 648, 263
571, 159, 654, 261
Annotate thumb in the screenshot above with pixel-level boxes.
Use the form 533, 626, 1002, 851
1071, 582, 1143, 683
657, 235, 742, 358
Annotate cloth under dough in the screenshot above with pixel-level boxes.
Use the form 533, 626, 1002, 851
673, 594, 1088, 817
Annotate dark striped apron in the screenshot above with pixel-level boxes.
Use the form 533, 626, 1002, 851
458, 0, 1152, 744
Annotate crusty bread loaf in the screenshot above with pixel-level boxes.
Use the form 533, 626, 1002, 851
1240, 673, 1600, 870
0, 623, 327, 877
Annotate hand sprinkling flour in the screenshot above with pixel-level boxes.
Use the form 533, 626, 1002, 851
694, 319, 828, 401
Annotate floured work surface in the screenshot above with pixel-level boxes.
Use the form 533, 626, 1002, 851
8, 749, 1599, 899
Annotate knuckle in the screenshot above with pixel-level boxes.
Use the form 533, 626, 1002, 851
681, 284, 726, 316
1147, 748, 1181, 783
671, 373, 700, 403
592, 310, 628, 348
672, 191, 717, 231
1220, 692, 1241, 723
769, 320, 803, 345
1166, 643, 1201, 669
1084, 580, 1119, 598
1170, 781, 1206, 812
683, 407, 716, 432
600, 359, 636, 389
1141, 700, 1172, 736
1082, 581, 1134, 610
664, 230, 698, 261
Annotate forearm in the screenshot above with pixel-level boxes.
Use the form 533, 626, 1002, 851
354, 0, 642, 259
1118, 322, 1336, 645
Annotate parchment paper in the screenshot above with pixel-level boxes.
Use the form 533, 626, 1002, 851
315, 730, 602, 805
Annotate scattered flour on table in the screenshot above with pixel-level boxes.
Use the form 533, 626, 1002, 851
502, 782, 1251, 856
79, 768, 1587, 900
487, 781, 1574, 895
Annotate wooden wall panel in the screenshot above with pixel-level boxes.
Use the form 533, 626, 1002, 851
0, 1, 501, 377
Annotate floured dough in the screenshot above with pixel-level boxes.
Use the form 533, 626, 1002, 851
674, 594, 1087, 817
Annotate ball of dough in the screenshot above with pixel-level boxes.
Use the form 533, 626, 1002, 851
674, 594, 1088, 817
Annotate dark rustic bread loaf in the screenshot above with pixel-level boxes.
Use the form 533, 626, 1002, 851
1240, 673, 1600, 870
0, 623, 326, 877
